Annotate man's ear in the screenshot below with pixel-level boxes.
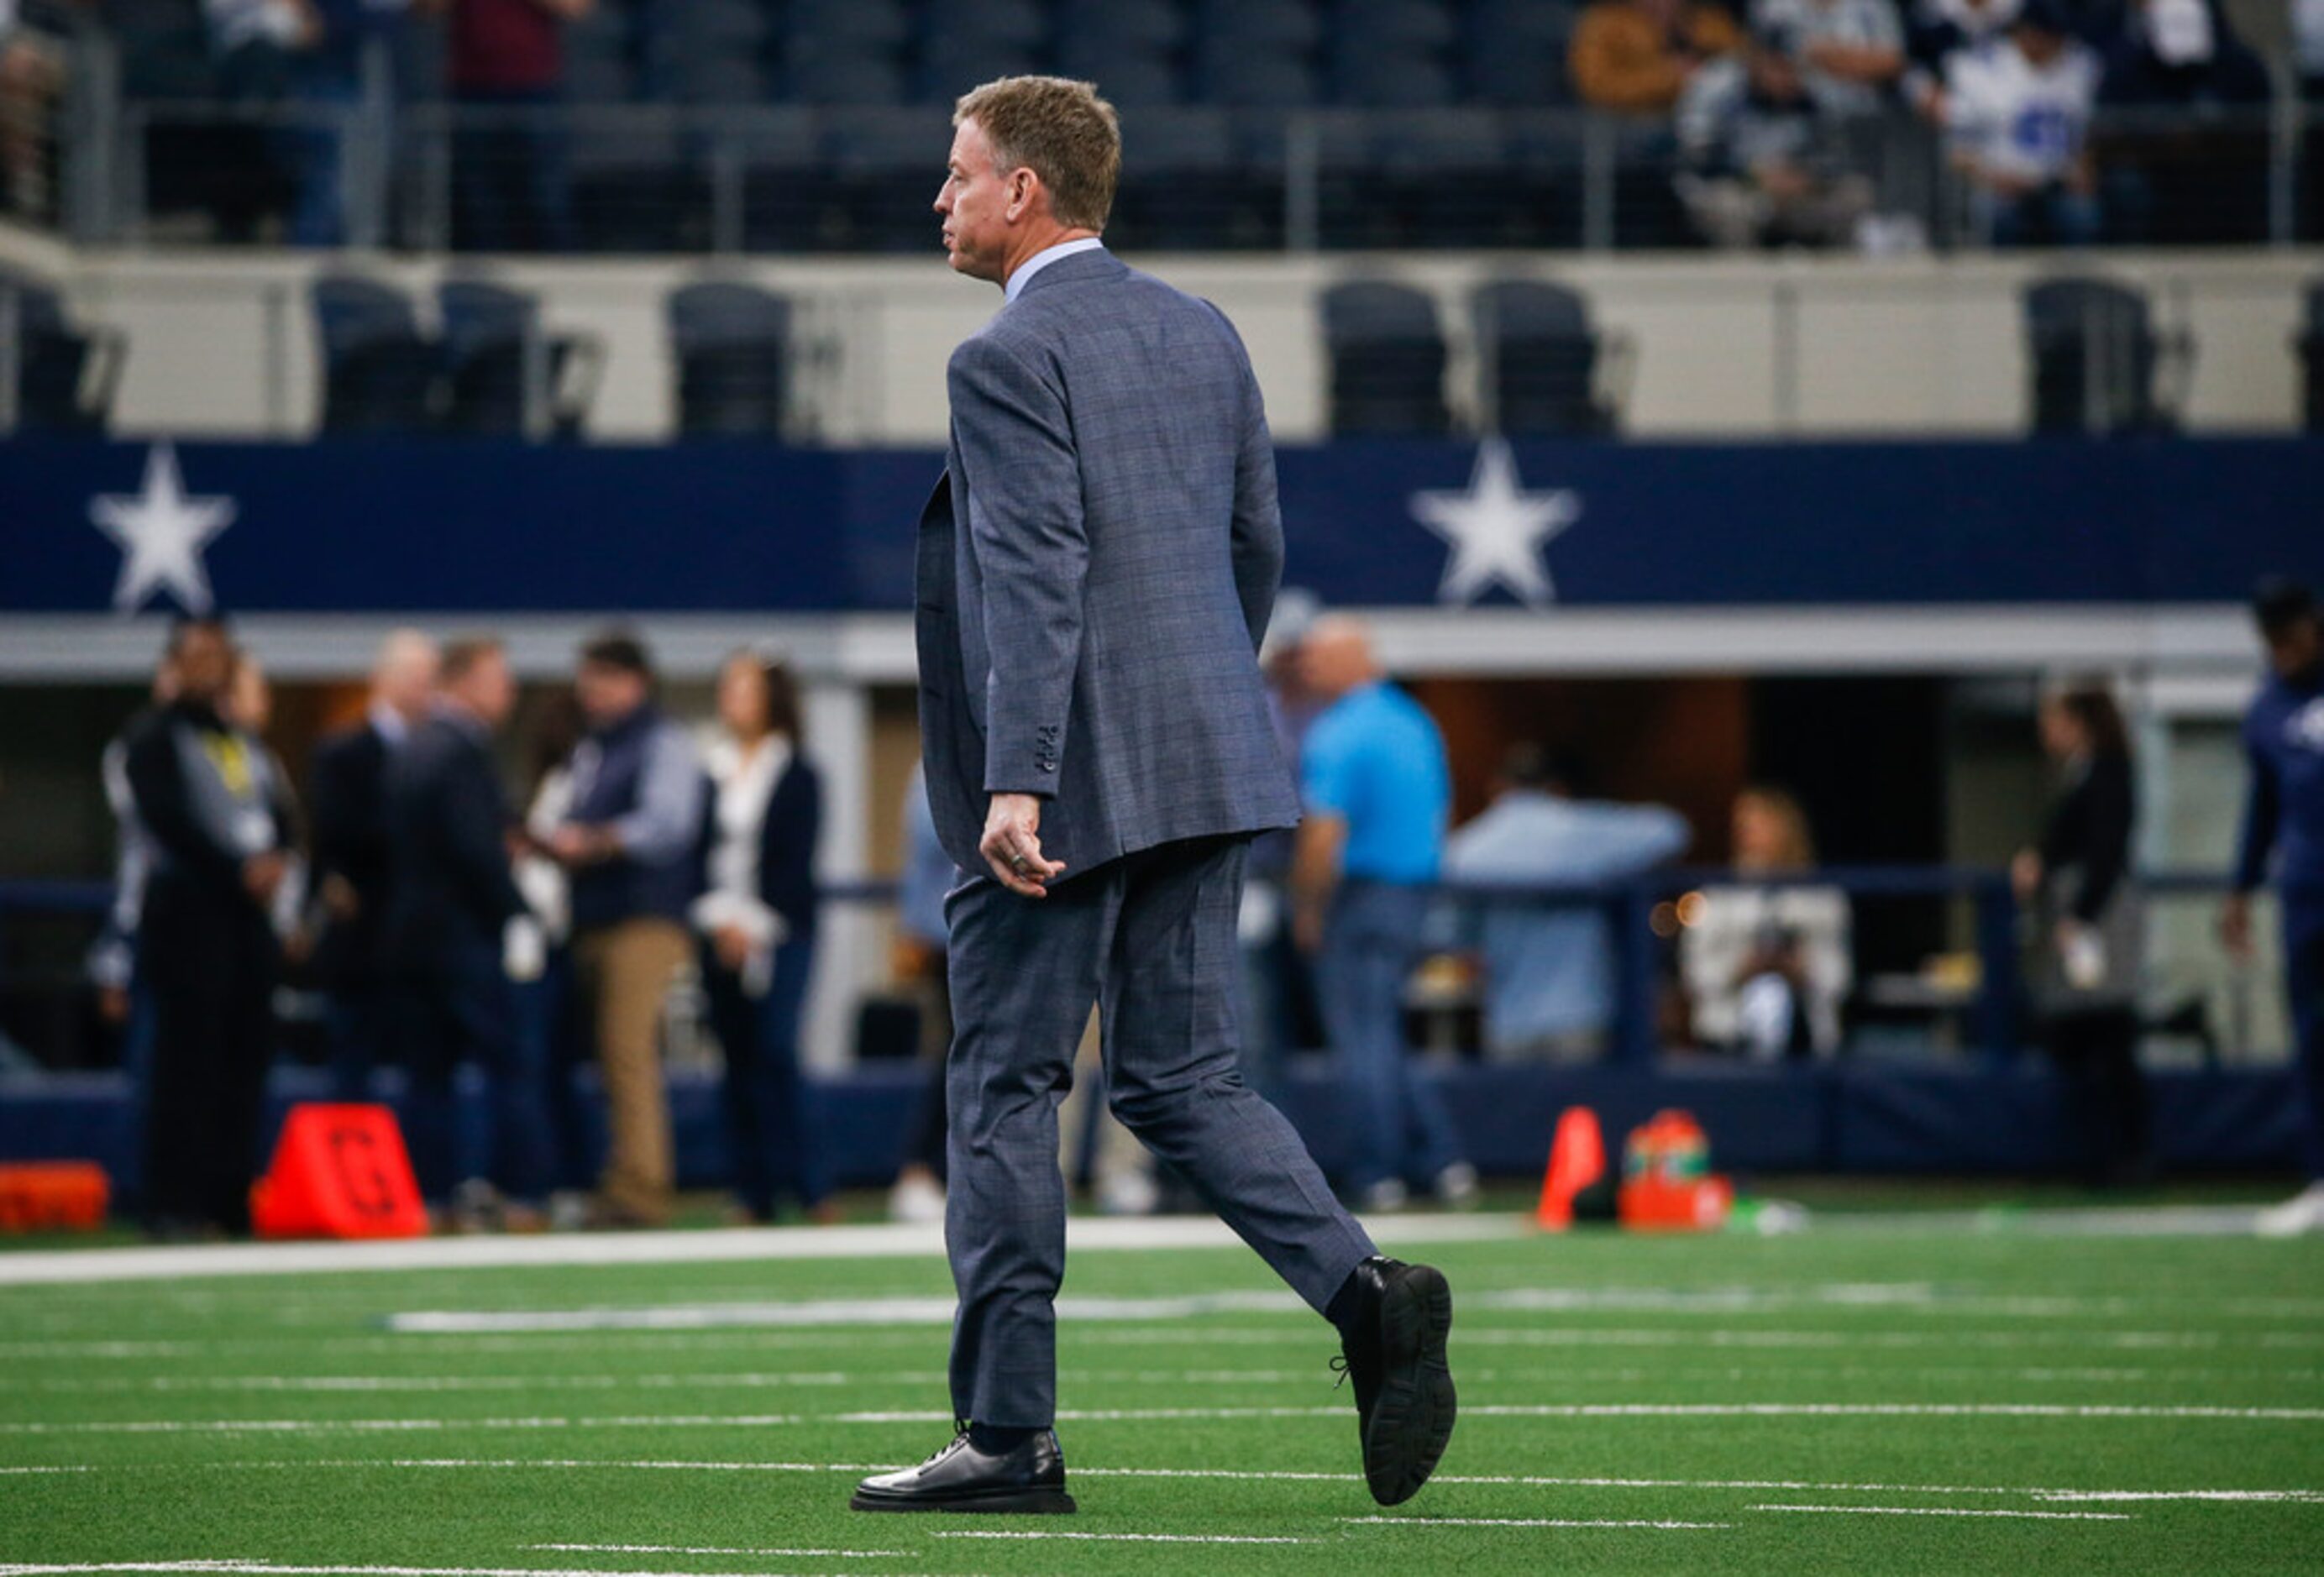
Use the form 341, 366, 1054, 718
1005, 167, 1039, 222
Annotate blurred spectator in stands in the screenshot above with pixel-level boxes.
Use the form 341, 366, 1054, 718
511, 689, 591, 1229
2228, 580, 2324, 1235
205, 0, 316, 96
1751, 0, 1908, 116
888, 763, 956, 1225
2015, 680, 2148, 1187
0, 0, 76, 221
383, 637, 551, 1230
123, 619, 293, 1238
692, 648, 830, 1226
415, 0, 587, 252
1445, 745, 1692, 1059
1290, 616, 1473, 1213
1941, 0, 2102, 245
1677, 25, 1875, 247
545, 628, 701, 1227
2094, 0, 2269, 243
1683, 785, 1851, 1060
1570, 0, 1744, 114
309, 628, 437, 1102
1904, 0, 2021, 110
286, 0, 408, 246
89, 633, 180, 1048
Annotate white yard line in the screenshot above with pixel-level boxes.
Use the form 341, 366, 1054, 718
12, 1400, 2323, 1436
36, 1458, 2324, 1506
1344, 1515, 1729, 1530
0, 1565, 912, 1577
0, 1213, 1523, 1287
1749, 1504, 2133, 1522
523, 1548, 897, 1560
931, 1532, 1309, 1545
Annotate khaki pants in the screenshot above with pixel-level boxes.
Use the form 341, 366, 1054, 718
573, 917, 690, 1223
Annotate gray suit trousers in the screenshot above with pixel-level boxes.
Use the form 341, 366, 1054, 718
943, 833, 1378, 1428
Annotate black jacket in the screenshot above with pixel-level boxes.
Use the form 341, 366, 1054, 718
121, 697, 292, 916
380, 711, 527, 974
308, 720, 393, 986
696, 750, 823, 943
2038, 750, 2134, 924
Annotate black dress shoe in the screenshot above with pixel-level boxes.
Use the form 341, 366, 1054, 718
1335, 1255, 1456, 1506
850, 1428, 1077, 1514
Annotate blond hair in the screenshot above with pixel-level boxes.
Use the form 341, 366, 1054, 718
953, 75, 1121, 233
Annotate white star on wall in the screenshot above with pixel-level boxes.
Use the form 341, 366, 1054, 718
1408, 437, 1582, 608
87, 442, 238, 616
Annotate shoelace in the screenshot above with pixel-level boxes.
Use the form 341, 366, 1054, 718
1329, 1354, 1351, 1391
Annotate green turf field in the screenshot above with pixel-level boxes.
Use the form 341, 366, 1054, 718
0, 1213, 2319, 1575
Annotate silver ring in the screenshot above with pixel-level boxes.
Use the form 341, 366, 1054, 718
1010, 854, 1030, 874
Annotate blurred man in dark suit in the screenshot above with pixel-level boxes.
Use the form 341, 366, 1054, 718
383, 637, 551, 1230
310, 629, 438, 1101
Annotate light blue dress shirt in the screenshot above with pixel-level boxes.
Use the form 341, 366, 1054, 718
1301, 681, 1451, 885
1441, 790, 1692, 1049
1004, 237, 1106, 305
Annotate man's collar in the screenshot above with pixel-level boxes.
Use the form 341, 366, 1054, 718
370, 700, 409, 746
1004, 237, 1107, 305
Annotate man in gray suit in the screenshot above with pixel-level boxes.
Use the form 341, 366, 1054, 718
850, 76, 1456, 1518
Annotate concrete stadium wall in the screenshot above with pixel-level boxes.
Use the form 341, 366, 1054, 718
12, 233, 2318, 443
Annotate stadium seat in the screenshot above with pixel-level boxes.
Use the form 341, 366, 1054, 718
668, 280, 792, 438
919, 38, 1045, 105
1466, 0, 1582, 106
435, 279, 605, 439
734, 107, 830, 253
0, 269, 125, 435
785, 50, 911, 107
826, 108, 954, 251
2022, 276, 2192, 437
1377, 110, 1512, 246
1197, 0, 1326, 55
310, 275, 439, 434
1197, 48, 1324, 108
1471, 278, 1631, 436
929, 0, 1050, 50
1319, 279, 1451, 435
1112, 107, 1244, 249
787, 0, 912, 50
2299, 280, 2324, 433
1055, 46, 1182, 108
1057, 0, 1188, 53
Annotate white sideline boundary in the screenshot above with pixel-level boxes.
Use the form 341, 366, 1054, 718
24, 1458, 2324, 1506
0, 1213, 1522, 1287
1750, 1504, 2132, 1522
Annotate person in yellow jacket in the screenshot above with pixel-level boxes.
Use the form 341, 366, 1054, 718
1571, 0, 1744, 113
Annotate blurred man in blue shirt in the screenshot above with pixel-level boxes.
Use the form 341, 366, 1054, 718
1443, 746, 1692, 1057
2229, 579, 2324, 1235
1291, 617, 1472, 1212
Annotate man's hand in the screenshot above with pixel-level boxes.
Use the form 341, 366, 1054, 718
2221, 893, 2254, 961
548, 825, 617, 867
713, 923, 753, 973
243, 851, 288, 906
2010, 848, 2043, 904
980, 793, 1065, 899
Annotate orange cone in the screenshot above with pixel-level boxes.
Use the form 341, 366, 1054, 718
1534, 1105, 1606, 1230
250, 1104, 427, 1240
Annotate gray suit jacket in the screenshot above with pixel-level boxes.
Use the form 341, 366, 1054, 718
915, 247, 1301, 880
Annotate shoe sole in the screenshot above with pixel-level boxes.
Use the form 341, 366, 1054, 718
849, 1486, 1077, 1515
1363, 1263, 1456, 1506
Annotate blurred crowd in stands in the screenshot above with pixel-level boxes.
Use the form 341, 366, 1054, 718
83, 578, 2324, 1239
0, 0, 2313, 249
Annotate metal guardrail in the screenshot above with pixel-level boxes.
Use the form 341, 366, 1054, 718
0, 866, 2263, 1074
23, 24, 2311, 256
